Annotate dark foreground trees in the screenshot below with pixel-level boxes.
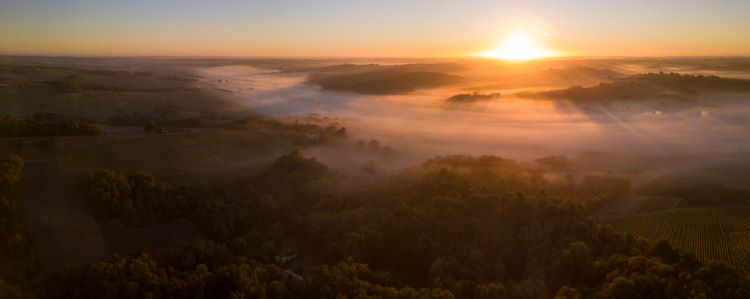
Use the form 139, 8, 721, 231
33, 152, 750, 298
0, 156, 36, 297
39, 252, 454, 299
85, 169, 190, 226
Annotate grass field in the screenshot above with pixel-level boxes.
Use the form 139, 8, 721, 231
601, 208, 750, 274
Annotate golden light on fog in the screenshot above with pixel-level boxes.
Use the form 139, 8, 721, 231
476, 32, 559, 61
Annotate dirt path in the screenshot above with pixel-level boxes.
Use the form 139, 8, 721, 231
20, 139, 110, 273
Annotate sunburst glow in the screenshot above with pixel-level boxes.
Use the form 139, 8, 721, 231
477, 32, 559, 61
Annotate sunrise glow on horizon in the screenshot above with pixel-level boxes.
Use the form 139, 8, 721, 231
1, 1, 749, 57
476, 32, 561, 61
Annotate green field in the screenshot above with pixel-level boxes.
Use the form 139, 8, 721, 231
602, 208, 750, 274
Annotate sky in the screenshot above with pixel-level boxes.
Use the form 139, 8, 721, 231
1, 0, 749, 57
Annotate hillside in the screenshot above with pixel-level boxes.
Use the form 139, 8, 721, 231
524, 72, 750, 102
308, 64, 465, 94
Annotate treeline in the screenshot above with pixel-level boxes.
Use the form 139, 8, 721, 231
630, 72, 750, 92
39, 249, 452, 299
446, 92, 501, 103
309, 69, 463, 94
85, 170, 191, 227
525, 72, 750, 102
0, 156, 36, 298
0, 117, 105, 137
59, 152, 750, 298
84, 149, 332, 239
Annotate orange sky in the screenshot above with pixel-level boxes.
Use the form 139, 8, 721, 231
1, 1, 749, 57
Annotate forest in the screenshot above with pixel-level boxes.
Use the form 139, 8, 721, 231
0, 156, 36, 298
1, 151, 748, 298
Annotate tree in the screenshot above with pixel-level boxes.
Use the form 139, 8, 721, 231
143, 120, 158, 132
606, 277, 635, 299
554, 286, 581, 299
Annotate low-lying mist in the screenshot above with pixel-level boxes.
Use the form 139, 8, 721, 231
194, 59, 750, 195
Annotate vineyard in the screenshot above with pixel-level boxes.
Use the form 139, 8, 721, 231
601, 208, 750, 274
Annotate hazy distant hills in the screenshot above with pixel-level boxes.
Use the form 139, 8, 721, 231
523, 72, 750, 102
307, 63, 465, 94
543, 66, 624, 81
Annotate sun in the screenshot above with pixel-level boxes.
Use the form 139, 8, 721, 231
476, 32, 559, 62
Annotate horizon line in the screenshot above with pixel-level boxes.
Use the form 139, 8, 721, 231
2, 53, 750, 61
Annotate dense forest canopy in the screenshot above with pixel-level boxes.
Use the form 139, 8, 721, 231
0, 156, 36, 298
0, 152, 736, 298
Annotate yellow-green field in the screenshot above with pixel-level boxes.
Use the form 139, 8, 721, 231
601, 208, 750, 274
